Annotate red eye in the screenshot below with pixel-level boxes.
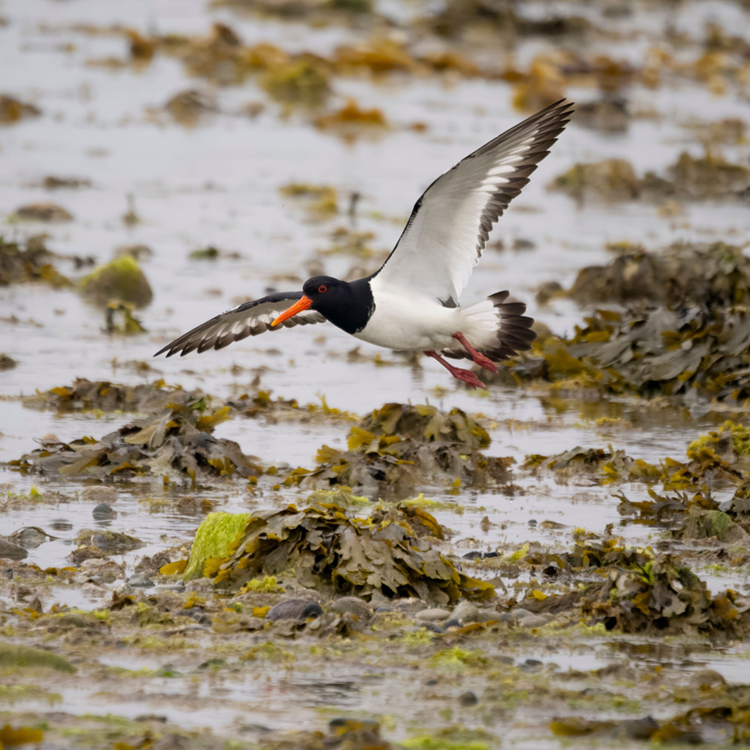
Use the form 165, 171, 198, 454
318, 285, 328, 293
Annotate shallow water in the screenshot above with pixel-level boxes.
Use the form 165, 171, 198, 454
3, 0, 750, 745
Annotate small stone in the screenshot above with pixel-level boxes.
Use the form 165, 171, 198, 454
267, 598, 323, 621
92, 503, 116, 520
691, 669, 726, 688
450, 601, 481, 625
423, 622, 446, 634
520, 658, 544, 672
518, 614, 547, 629
416, 608, 451, 622
459, 690, 478, 706
328, 596, 372, 621
0, 354, 17, 370
50, 519, 73, 531
13, 528, 49, 548
128, 573, 154, 588
498, 612, 516, 623
443, 619, 461, 629
238, 616, 266, 631
156, 580, 185, 593
511, 608, 536, 620
0, 538, 28, 560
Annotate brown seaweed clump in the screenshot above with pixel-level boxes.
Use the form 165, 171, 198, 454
11, 399, 260, 482
207, 503, 495, 604
568, 242, 750, 308
23, 378, 203, 414
506, 306, 750, 403
551, 151, 750, 203
0, 236, 71, 288
582, 548, 747, 636
0, 94, 41, 125
306, 403, 509, 493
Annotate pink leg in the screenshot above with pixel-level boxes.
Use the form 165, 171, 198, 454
424, 350, 485, 390
452, 332, 498, 375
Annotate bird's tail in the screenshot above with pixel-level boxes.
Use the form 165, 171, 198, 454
442, 291, 536, 362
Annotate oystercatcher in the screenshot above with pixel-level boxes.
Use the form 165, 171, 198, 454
156, 100, 573, 389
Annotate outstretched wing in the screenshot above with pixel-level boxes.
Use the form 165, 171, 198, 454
372, 100, 573, 305
154, 292, 326, 357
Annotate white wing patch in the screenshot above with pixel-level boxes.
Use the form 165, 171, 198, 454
373, 101, 573, 305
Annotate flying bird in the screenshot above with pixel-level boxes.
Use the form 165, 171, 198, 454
155, 100, 573, 389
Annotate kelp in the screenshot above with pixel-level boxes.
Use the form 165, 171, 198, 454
306, 404, 509, 493
581, 546, 748, 635
524, 445, 637, 484
550, 151, 750, 203
507, 305, 750, 402
23, 378, 203, 414
0, 235, 71, 288
199, 503, 495, 604
568, 242, 750, 309
0, 94, 41, 125
11, 399, 261, 482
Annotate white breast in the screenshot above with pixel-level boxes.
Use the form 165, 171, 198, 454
353, 281, 460, 351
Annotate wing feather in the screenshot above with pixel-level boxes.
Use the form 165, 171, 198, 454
154, 292, 326, 358
373, 100, 573, 303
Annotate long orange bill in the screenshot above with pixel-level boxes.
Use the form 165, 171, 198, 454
271, 296, 312, 327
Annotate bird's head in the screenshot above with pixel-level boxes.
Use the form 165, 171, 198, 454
271, 276, 349, 327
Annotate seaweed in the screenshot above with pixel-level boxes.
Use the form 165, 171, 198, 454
567, 241, 750, 308
0, 94, 41, 125
306, 403, 508, 493
11, 399, 261, 482
23, 378, 203, 413
79, 256, 153, 308
0, 236, 71, 288
199, 503, 495, 604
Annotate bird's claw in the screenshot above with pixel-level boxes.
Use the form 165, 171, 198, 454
473, 353, 498, 375
452, 368, 485, 390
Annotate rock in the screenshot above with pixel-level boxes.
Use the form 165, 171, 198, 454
12, 527, 50, 548
0, 538, 28, 560
75, 529, 143, 554
92, 503, 116, 520
536, 280, 563, 306
128, 573, 155, 588
50, 519, 73, 531
450, 601, 481, 625
81, 487, 118, 504
416, 608, 451, 622
328, 596, 372, 621
267, 598, 324, 621
423, 622, 446, 634
238, 616, 266, 631
691, 669, 726, 688
164, 89, 217, 126
14, 202, 73, 222
518, 614, 548, 629
458, 690, 478, 706
79, 256, 153, 308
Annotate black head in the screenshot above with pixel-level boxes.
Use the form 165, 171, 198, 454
302, 275, 373, 334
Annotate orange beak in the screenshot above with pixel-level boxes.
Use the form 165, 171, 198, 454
272, 295, 312, 327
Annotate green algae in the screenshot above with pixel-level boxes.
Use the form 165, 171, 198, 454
79, 256, 153, 308
688, 420, 750, 459
0, 643, 76, 673
183, 511, 251, 580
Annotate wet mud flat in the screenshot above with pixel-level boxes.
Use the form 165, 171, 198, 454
4, 0, 750, 747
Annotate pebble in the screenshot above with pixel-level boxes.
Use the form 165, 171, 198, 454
328, 596, 372, 621
422, 622, 446, 634
92, 503, 116, 520
416, 608, 451, 622
518, 614, 547, 629
128, 573, 155, 588
267, 598, 323, 621
459, 690, 478, 706
450, 602, 481, 625
50, 519, 73, 531
156, 580, 185, 593
14, 528, 49, 548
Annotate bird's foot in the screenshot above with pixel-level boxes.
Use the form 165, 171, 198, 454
452, 332, 498, 374
449, 367, 486, 390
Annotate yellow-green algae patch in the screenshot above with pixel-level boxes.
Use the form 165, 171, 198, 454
0, 643, 76, 673
687, 420, 750, 459
79, 256, 153, 308
182, 511, 251, 580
